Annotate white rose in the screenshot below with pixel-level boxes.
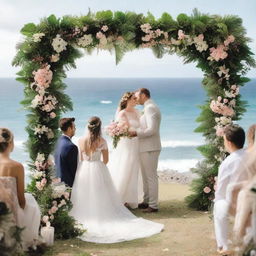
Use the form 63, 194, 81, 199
52, 34, 68, 53
33, 33, 45, 42
77, 34, 93, 47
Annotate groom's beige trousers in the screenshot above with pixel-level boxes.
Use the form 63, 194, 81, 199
140, 150, 160, 209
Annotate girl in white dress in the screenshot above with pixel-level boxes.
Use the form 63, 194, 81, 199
110, 92, 142, 209
70, 117, 163, 244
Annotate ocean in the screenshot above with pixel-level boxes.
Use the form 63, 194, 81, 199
0, 77, 255, 181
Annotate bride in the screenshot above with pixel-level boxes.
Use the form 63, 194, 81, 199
70, 116, 163, 243
109, 92, 141, 209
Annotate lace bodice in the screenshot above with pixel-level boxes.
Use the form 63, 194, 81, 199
117, 110, 141, 132
81, 140, 108, 161
0, 177, 19, 223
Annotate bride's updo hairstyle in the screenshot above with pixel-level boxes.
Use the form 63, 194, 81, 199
119, 92, 134, 111
87, 116, 102, 151
0, 128, 13, 153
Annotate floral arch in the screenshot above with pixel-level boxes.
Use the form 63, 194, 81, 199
13, 10, 255, 237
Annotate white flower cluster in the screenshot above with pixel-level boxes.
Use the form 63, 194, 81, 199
193, 34, 208, 52
33, 125, 54, 139
41, 182, 70, 226
77, 34, 93, 47
31, 93, 58, 119
96, 31, 108, 49
32, 33, 45, 42
217, 65, 230, 81
140, 23, 168, 42
52, 183, 67, 199
224, 84, 239, 99
52, 34, 68, 53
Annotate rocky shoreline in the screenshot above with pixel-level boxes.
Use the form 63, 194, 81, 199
158, 170, 198, 185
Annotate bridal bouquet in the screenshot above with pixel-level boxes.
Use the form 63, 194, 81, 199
106, 121, 129, 148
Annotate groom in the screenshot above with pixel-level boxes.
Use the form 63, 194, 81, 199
54, 117, 78, 187
132, 88, 161, 213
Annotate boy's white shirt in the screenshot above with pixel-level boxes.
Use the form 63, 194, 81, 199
215, 148, 248, 202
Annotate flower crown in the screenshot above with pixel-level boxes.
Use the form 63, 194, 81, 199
120, 92, 133, 103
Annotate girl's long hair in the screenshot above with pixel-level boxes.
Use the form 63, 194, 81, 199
86, 116, 102, 152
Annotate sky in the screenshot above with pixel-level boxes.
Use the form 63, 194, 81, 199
0, 0, 255, 78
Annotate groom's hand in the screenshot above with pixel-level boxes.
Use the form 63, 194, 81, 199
129, 131, 137, 137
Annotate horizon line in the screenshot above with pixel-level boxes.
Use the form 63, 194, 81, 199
1, 76, 256, 79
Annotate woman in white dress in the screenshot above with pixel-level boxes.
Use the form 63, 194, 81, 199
0, 128, 41, 249
109, 92, 142, 209
70, 117, 163, 244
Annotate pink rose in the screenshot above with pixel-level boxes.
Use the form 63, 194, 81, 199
41, 178, 47, 185
209, 45, 228, 61
64, 192, 70, 199
231, 84, 237, 90
51, 206, 58, 214
217, 96, 222, 102
33, 65, 53, 88
223, 98, 228, 103
178, 30, 185, 40
203, 186, 211, 194
50, 112, 56, 119
224, 35, 235, 46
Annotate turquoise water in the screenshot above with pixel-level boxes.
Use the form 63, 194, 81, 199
0, 77, 255, 175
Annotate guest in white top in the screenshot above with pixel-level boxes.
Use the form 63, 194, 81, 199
214, 124, 247, 255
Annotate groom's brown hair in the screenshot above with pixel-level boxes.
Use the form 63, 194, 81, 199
139, 88, 151, 98
59, 117, 75, 132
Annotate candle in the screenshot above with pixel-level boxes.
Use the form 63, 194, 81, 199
40, 223, 54, 246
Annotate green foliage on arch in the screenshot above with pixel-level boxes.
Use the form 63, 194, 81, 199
12, 9, 255, 236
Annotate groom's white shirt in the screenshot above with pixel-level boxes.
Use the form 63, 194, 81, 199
137, 99, 161, 152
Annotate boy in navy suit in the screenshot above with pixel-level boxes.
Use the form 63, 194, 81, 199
54, 117, 78, 187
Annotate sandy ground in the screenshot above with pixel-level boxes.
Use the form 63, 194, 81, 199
44, 183, 217, 256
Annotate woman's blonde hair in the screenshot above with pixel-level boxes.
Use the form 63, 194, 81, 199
119, 92, 134, 111
86, 116, 102, 152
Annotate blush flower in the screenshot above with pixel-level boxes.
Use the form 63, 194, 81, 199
33, 65, 53, 88
208, 45, 228, 61
203, 186, 211, 194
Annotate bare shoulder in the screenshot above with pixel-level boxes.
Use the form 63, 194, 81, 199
100, 137, 107, 145
99, 138, 108, 150
78, 136, 86, 144
118, 110, 126, 116
10, 160, 24, 170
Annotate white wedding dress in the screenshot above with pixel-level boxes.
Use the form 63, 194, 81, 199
109, 110, 142, 209
70, 140, 164, 243
0, 177, 41, 248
